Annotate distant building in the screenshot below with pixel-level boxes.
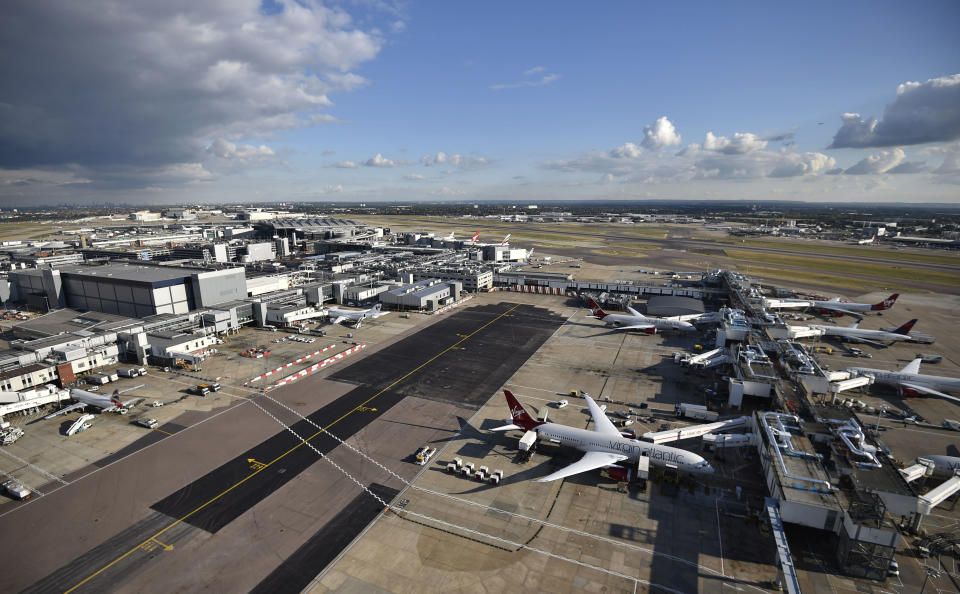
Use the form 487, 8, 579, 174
161, 208, 196, 220
130, 211, 161, 221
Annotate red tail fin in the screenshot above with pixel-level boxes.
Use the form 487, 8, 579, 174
872, 294, 899, 310
111, 390, 123, 407
504, 390, 544, 431
893, 318, 917, 335
587, 298, 607, 319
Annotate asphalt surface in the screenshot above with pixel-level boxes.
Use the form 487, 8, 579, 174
8, 301, 566, 593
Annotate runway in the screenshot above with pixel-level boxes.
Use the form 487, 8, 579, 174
6, 301, 566, 593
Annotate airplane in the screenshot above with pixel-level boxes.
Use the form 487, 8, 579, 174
500, 234, 511, 246
326, 303, 388, 328
918, 455, 960, 480
493, 390, 713, 481
470, 231, 480, 243
806, 318, 917, 347
846, 358, 960, 404
442, 231, 456, 241
44, 385, 144, 419
765, 294, 899, 316
586, 298, 695, 334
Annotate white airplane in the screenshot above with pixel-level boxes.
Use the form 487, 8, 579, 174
765, 293, 898, 317
493, 390, 713, 481
500, 234, 511, 246
587, 298, 695, 334
44, 385, 144, 419
846, 358, 960, 404
442, 231, 456, 241
807, 318, 917, 347
326, 303, 388, 328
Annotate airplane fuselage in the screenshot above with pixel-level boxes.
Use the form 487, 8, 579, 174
813, 326, 909, 342
534, 422, 712, 473
600, 313, 695, 333
846, 368, 960, 394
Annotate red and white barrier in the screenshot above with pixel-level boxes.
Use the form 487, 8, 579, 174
244, 344, 336, 385
264, 343, 367, 390
504, 284, 565, 295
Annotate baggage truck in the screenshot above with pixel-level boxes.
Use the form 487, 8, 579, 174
676, 403, 719, 422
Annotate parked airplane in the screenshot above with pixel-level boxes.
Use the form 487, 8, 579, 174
587, 299, 695, 334
766, 294, 899, 316
443, 231, 456, 241
493, 390, 713, 481
470, 231, 480, 243
44, 385, 144, 419
500, 234, 511, 246
846, 358, 960, 404
326, 303, 388, 328
808, 318, 917, 347
919, 455, 960, 480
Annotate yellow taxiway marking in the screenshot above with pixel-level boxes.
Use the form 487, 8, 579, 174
65, 303, 520, 593
139, 538, 174, 552
356, 406, 378, 413
247, 458, 267, 471
151, 428, 173, 436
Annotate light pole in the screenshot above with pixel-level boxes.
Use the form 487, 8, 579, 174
876, 405, 886, 434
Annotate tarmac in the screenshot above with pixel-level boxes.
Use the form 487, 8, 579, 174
0, 299, 567, 593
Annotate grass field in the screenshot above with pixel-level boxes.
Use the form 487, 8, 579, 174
0, 222, 55, 241
724, 249, 960, 288
715, 237, 960, 267
589, 249, 650, 258
735, 265, 925, 293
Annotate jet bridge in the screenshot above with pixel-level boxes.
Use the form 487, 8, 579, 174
917, 473, 960, 515
642, 415, 750, 444
674, 347, 731, 370
765, 497, 802, 594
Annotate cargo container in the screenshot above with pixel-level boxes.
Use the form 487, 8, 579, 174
519, 430, 538, 452
676, 403, 719, 422
86, 373, 111, 385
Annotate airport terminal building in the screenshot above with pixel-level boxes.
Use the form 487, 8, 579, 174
9, 263, 247, 316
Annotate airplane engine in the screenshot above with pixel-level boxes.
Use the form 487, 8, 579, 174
901, 387, 918, 398
643, 328, 657, 335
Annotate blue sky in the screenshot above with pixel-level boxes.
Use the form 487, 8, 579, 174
0, 0, 958, 203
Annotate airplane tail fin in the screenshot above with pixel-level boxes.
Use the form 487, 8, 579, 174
893, 318, 917, 335
470, 231, 479, 243
587, 298, 607, 319
504, 390, 544, 431
111, 390, 123, 407
872, 294, 899, 310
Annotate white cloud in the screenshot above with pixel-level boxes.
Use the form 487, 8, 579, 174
844, 148, 906, 175
829, 74, 960, 148
641, 116, 682, 150
610, 143, 643, 158
524, 66, 546, 76
404, 173, 425, 180
420, 152, 490, 170
334, 160, 358, 168
206, 139, 275, 161
702, 132, 767, 154
364, 153, 403, 167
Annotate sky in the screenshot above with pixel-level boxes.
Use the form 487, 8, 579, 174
0, 0, 959, 205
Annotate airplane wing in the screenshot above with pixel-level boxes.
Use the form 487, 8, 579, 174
116, 384, 145, 396
854, 337, 885, 347
121, 397, 143, 408
584, 395, 622, 436
535, 450, 628, 482
626, 306, 643, 317
900, 358, 922, 375
610, 324, 656, 332
900, 383, 960, 405
330, 316, 348, 325
44, 402, 86, 420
